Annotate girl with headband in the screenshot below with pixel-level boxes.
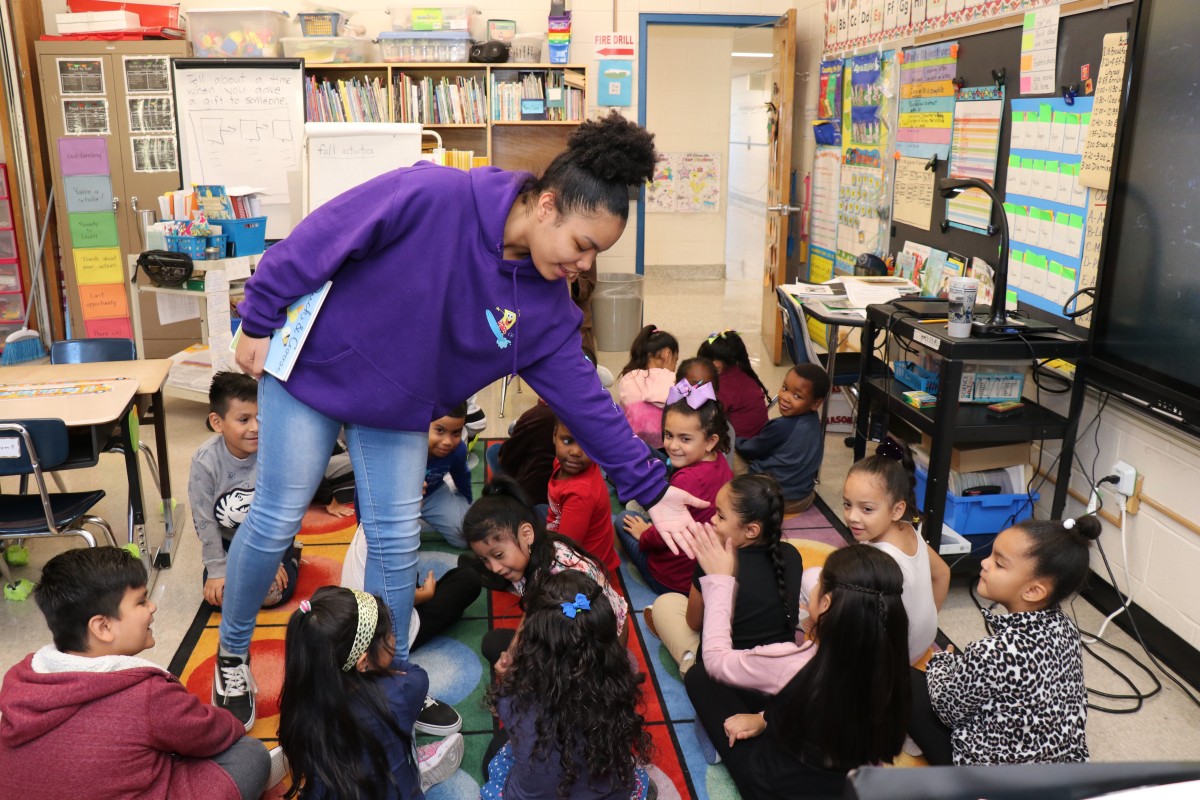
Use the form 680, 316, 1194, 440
278, 587, 463, 798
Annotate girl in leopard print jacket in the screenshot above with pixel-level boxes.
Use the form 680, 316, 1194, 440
911, 515, 1100, 765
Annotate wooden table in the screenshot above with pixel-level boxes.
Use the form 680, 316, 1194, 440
0, 360, 182, 568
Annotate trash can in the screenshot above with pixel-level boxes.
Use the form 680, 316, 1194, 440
592, 272, 644, 352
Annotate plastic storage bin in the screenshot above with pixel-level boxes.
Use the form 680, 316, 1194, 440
893, 359, 1025, 403
593, 273, 644, 352
187, 8, 290, 57
0, 292, 23, 323
282, 36, 371, 63
0, 230, 16, 260
295, 11, 342, 36
165, 235, 207, 258
915, 467, 1037, 535
388, 5, 482, 39
219, 217, 268, 257
0, 322, 22, 348
379, 31, 470, 63
66, 0, 182, 28
0, 261, 20, 293
509, 34, 543, 63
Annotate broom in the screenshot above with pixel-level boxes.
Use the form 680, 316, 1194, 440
2, 191, 54, 366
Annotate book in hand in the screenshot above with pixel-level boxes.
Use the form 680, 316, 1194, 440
231, 282, 332, 381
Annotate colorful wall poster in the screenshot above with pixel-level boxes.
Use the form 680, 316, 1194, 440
1003, 96, 1093, 317
945, 85, 1004, 234
810, 146, 842, 253
819, 59, 844, 120
1019, 5, 1060, 95
837, 52, 894, 273
897, 41, 957, 159
644, 153, 721, 213
597, 59, 632, 107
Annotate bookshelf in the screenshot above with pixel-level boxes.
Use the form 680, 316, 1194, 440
302, 63, 586, 172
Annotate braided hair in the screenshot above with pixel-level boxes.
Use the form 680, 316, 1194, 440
697, 330, 771, 400
725, 474, 796, 629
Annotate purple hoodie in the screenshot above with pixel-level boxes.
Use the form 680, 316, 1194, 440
238, 163, 668, 506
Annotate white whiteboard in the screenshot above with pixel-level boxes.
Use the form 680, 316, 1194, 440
173, 59, 305, 239
303, 122, 425, 214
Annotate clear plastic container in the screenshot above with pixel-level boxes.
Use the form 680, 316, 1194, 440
388, 5, 482, 39
282, 36, 371, 63
509, 34, 544, 63
0, 261, 20, 293
0, 292, 25, 324
187, 8, 290, 58
378, 30, 471, 63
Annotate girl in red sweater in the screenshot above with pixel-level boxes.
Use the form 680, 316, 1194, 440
698, 330, 771, 439
616, 383, 733, 594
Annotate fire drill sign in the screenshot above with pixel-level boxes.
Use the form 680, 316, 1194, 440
594, 33, 636, 107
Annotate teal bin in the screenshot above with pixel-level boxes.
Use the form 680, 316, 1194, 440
219, 217, 268, 257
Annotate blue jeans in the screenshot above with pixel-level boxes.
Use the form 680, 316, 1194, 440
220, 375, 426, 661
613, 510, 674, 595
420, 485, 470, 548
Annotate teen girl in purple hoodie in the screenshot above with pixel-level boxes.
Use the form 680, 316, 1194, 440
215, 113, 705, 728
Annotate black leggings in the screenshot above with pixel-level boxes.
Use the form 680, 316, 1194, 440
683, 659, 847, 799
907, 667, 954, 765
412, 566, 481, 651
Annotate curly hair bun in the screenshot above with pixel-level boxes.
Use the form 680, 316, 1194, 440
1071, 514, 1103, 541
567, 111, 657, 187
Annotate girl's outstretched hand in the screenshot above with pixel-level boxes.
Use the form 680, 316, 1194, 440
687, 522, 736, 577
723, 712, 767, 747
647, 486, 710, 558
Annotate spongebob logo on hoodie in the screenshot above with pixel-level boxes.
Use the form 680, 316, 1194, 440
486, 307, 517, 349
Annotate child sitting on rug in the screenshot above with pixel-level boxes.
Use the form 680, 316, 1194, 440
617, 325, 679, 450
279, 586, 464, 798
840, 441, 950, 665
0, 547, 271, 799
189, 371, 300, 609
482, 571, 654, 800
546, 416, 621, 572
684, 535, 911, 798
697, 330, 772, 439
464, 476, 628, 667
616, 384, 733, 595
418, 402, 474, 548
646, 474, 802, 679
909, 516, 1097, 765
734, 363, 829, 514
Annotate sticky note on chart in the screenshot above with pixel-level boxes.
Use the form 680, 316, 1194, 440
84, 317, 132, 339
78, 283, 129, 320
63, 175, 114, 213
68, 212, 119, 249
73, 247, 123, 285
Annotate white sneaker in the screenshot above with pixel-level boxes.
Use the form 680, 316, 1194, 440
267, 745, 289, 789
417, 732, 464, 792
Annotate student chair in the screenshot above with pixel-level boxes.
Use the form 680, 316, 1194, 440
0, 420, 116, 596
49, 337, 162, 496
776, 286, 861, 418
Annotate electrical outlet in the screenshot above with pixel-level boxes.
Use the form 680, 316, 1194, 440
1111, 461, 1137, 496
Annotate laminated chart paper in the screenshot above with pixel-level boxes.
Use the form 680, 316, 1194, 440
897, 41, 957, 159
945, 85, 1004, 234
892, 155, 935, 230
1004, 97, 1094, 317
811, 147, 842, 253
838, 51, 894, 273
1020, 5, 1060, 95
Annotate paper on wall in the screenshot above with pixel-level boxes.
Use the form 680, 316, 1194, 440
1079, 33, 1128, 190
892, 155, 934, 230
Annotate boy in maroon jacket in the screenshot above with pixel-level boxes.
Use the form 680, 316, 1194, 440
0, 547, 270, 800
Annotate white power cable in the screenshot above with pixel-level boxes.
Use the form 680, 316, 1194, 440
1088, 498, 1134, 643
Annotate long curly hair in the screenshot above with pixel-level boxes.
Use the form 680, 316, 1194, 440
279, 586, 407, 800
487, 571, 652, 799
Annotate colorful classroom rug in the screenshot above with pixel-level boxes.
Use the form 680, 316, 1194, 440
169, 447, 857, 799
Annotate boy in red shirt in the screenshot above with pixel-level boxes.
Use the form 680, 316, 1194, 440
0, 547, 272, 800
545, 417, 621, 573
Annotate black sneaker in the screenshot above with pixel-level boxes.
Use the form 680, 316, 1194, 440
414, 695, 462, 736
213, 653, 257, 731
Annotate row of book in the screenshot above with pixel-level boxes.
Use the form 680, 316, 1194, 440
305, 76, 388, 123
392, 74, 487, 125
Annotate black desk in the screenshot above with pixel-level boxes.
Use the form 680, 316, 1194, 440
853, 303, 1088, 552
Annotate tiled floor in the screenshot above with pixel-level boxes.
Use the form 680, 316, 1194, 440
2, 275, 1198, 762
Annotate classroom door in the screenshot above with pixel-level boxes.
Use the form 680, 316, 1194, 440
757, 10, 797, 365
